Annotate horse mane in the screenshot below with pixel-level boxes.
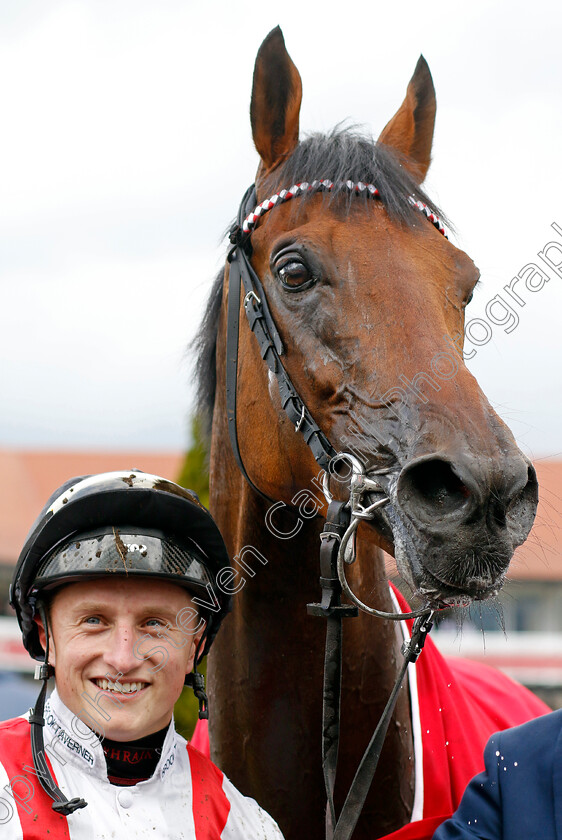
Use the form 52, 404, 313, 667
193, 127, 448, 436
192, 267, 224, 437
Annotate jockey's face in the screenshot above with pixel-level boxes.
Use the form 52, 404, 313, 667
35, 577, 204, 741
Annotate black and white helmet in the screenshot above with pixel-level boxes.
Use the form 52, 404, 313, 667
10, 470, 232, 662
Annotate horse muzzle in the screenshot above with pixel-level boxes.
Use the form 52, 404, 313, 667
382, 451, 538, 607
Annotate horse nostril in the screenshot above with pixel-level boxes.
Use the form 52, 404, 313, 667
488, 463, 538, 538
505, 463, 539, 547
398, 458, 472, 519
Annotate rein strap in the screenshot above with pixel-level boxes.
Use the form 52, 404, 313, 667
308, 506, 433, 840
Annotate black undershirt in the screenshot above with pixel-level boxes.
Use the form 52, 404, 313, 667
102, 725, 169, 786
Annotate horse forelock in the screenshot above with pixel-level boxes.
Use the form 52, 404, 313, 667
193, 127, 450, 437
269, 126, 448, 228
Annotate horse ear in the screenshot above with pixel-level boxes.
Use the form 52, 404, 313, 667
251, 27, 302, 173
378, 56, 436, 183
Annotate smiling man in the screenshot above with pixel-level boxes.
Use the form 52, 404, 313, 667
1, 471, 284, 839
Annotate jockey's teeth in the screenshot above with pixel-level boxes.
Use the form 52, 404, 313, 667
94, 679, 145, 693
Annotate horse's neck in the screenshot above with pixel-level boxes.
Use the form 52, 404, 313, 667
215, 480, 323, 601
208, 462, 415, 838
210, 463, 394, 623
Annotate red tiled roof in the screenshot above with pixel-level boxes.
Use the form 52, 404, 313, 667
0, 449, 184, 565
510, 460, 562, 581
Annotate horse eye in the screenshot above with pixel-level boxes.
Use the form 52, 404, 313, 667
465, 290, 474, 307
276, 259, 316, 291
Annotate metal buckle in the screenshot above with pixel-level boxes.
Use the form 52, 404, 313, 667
34, 663, 53, 681
243, 290, 261, 308
294, 405, 306, 433
319, 530, 342, 543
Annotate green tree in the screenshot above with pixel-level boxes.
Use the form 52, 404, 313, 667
177, 414, 210, 507
174, 413, 210, 740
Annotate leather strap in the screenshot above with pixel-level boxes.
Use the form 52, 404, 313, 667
307, 501, 357, 836
30, 675, 86, 814
225, 185, 338, 502
332, 612, 433, 840
225, 255, 273, 502
30, 605, 88, 815
308, 506, 434, 840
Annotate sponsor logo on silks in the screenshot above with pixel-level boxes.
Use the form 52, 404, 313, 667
160, 742, 177, 779
103, 746, 154, 764
46, 712, 95, 767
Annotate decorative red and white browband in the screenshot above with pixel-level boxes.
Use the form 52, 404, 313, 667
242, 179, 447, 237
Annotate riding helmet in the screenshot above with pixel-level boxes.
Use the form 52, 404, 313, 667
10, 470, 232, 663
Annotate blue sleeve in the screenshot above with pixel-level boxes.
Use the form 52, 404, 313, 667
432, 733, 503, 840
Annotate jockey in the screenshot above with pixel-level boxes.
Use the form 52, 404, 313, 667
1, 470, 284, 839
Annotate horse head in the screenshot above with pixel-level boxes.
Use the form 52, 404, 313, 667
220, 26, 538, 609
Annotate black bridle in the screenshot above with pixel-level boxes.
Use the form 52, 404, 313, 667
226, 181, 435, 840
226, 184, 337, 503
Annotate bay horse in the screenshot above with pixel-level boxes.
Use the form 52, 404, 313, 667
194, 27, 541, 840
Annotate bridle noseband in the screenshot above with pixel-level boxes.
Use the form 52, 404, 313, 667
226, 180, 441, 840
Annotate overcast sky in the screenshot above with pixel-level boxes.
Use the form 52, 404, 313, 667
0, 0, 561, 461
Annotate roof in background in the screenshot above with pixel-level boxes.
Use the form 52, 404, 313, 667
0, 450, 560, 580
0, 449, 184, 565
511, 460, 562, 581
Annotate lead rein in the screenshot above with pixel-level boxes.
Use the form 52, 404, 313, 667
309, 455, 434, 840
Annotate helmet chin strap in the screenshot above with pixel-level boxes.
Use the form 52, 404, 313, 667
29, 603, 88, 815
184, 624, 210, 720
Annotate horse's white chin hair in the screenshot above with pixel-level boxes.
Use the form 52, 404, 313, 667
431, 593, 474, 609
